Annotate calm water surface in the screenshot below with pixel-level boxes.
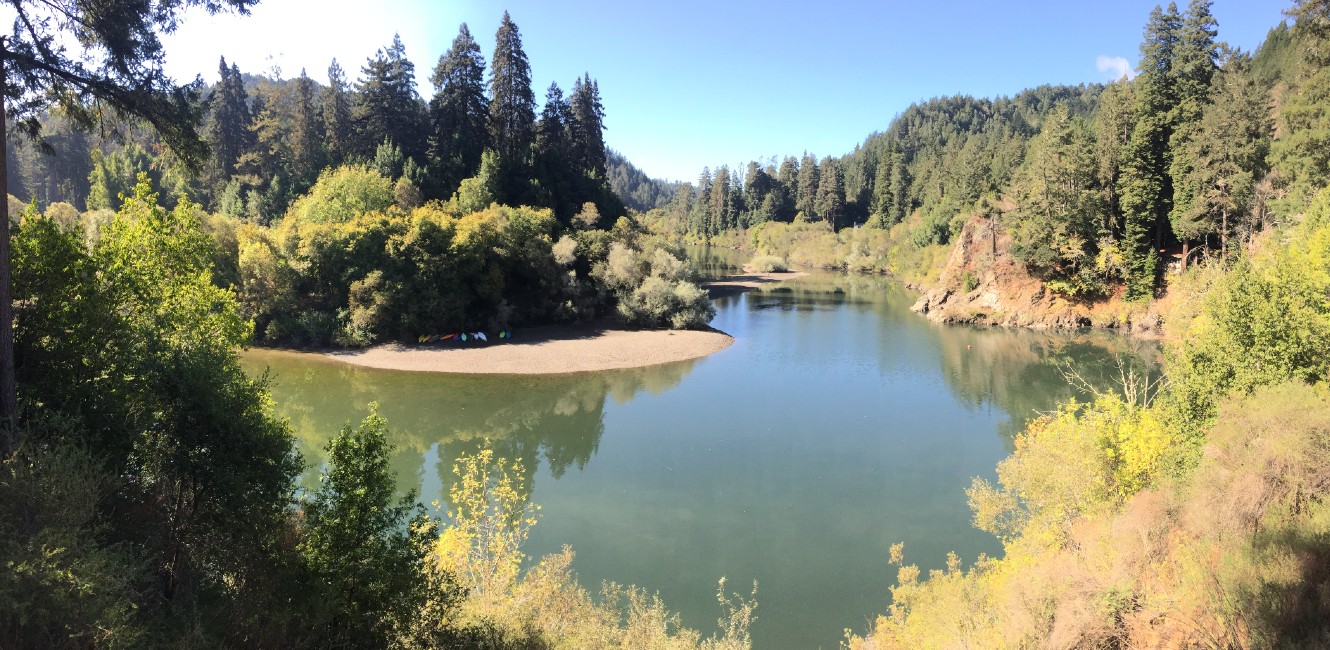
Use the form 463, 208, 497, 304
241, 248, 1158, 649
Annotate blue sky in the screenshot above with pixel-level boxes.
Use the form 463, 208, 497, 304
163, 0, 1291, 182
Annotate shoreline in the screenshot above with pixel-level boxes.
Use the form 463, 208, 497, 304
318, 323, 734, 374
702, 266, 809, 299
268, 263, 808, 376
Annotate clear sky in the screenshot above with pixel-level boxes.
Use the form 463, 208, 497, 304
161, 0, 1292, 182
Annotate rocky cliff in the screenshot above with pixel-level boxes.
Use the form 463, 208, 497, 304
910, 215, 1163, 336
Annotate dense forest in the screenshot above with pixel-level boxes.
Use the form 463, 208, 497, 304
5, 12, 713, 348
642, 0, 1309, 309
4, 0, 1330, 648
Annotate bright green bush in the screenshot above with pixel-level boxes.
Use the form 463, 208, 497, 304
286, 165, 394, 224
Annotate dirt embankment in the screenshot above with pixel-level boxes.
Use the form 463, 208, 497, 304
910, 215, 1163, 336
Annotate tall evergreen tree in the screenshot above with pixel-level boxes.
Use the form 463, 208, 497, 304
1270, 0, 1330, 203
1120, 2, 1182, 300
429, 23, 489, 196
355, 34, 426, 162
290, 69, 324, 189
534, 82, 574, 217
569, 74, 607, 179
1168, 0, 1220, 248
796, 152, 819, 218
1009, 107, 1104, 289
710, 165, 732, 232
488, 12, 536, 165
322, 59, 353, 166
814, 158, 846, 230
203, 58, 252, 194
692, 167, 713, 237
1173, 0, 1219, 120
1093, 79, 1137, 239
777, 156, 799, 221
1173, 55, 1272, 264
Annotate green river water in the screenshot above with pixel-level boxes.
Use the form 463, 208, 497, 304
240, 248, 1159, 649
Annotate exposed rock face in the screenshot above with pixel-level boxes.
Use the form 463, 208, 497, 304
910, 215, 1163, 336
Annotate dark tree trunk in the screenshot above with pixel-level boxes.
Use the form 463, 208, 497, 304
0, 41, 16, 450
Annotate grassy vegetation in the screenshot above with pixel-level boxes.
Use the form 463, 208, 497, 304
845, 205, 1330, 648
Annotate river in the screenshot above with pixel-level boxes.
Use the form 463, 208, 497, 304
240, 247, 1159, 649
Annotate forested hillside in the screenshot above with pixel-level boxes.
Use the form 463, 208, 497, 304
7, 15, 625, 225
5, 0, 1330, 648
5, 13, 717, 348
640, 0, 1319, 327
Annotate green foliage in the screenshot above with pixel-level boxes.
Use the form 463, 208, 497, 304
9, 176, 306, 643
1008, 107, 1109, 296
961, 269, 979, 293
86, 144, 157, 211
0, 441, 143, 649
303, 406, 448, 648
489, 11, 537, 164
1169, 221, 1330, 431
430, 23, 490, 196
593, 243, 715, 329
286, 165, 395, 224
748, 255, 788, 273
455, 149, 501, 213
354, 34, 427, 162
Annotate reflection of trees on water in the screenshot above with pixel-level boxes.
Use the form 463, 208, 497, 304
701, 254, 1163, 445
935, 327, 1162, 440
243, 351, 698, 504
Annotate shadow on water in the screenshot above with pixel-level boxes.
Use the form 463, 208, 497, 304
242, 350, 698, 505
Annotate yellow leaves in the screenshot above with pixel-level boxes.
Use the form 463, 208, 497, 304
441, 446, 539, 598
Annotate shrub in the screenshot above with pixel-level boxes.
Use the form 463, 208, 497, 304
286, 165, 394, 224
748, 255, 788, 272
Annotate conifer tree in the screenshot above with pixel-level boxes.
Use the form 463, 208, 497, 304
796, 152, 819, 218
692, 167, 713, 237
1120, 2, 1182, 300
777, 156, 799, 221
323, 59, 353, 166
814, 158, 846, 230
710, 165, 732, 232
1093, 79, 1136, 238
355, 34, 426, 162
1173, 56, 1271, 263
569, 74, 607, 179
1168, 0, 1220, 251
534, 82, 574, 215
203, 58, 252, 193
429, 23, 489, 196
1271, 0, 1330, 203
289, 69, 324, 189
488, 12, 536, 164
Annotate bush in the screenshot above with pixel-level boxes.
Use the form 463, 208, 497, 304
594, 243, 715, 329
286, 165, 394, 224
748, 255, 788, 272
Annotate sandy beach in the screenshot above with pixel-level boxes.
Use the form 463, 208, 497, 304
324, 324, 733, 374
702, 266, 808, 299
313, 263, 804, 374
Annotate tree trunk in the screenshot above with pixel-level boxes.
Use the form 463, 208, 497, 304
1221, 207, 1229, 261
1181, 239, 1189, 272
0, 40, 15, 452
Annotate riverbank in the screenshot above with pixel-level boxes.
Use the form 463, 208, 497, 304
702, 265, 808, 298
321, 323, 733, 374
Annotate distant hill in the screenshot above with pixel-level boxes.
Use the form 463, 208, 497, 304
606, 149, 679, 213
